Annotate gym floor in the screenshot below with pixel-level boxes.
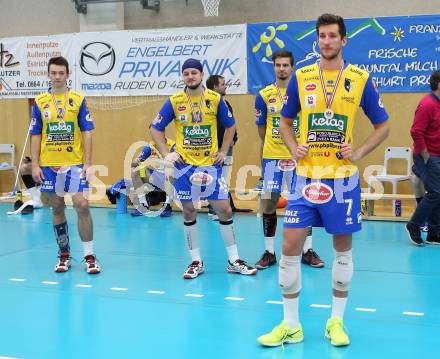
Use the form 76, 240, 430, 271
0, 202, 438, 358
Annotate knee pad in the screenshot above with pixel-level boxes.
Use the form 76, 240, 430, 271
279, 256, 301, 294
332, 250, 353, 291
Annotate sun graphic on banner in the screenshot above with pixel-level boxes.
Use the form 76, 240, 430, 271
390, 26, 405, 42
252, 24, 288, 62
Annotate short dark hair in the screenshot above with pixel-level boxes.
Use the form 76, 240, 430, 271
206, 75, 224, 90
316, 13, 347, 38
272, 50, 294, 66
430, 70, 440, 91
48, 56, 69, 74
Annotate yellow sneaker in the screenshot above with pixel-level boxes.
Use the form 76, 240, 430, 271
325, 317, 350, 346
258, 321, 303, 347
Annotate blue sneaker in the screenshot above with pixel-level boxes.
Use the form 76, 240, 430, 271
160, 204, 173, 217
130, 208, 144, 216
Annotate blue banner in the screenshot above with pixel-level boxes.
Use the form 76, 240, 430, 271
247, 14, 440, 93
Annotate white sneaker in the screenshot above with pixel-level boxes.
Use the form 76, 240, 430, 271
183, 260, 204, 279
227, 259, 257, 275
84, 254, 101, 274
54, 252, 71, 272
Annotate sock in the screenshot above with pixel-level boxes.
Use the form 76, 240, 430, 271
83, 241, 94, 257
331, 296, 348, 319
219, 219, 239, 262
53, 222, 70, 253
264, 237, 275, 254
29, 186, 42, 206
284, 296, 300, 329
303, 234, 312, 253
184, 220, 201, 262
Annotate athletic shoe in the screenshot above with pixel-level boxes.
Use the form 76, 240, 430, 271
420, 224, 429, 232
426, 232, 440, 245
227, 259, 257, 275
406, 222, 424, 246
258, 321, 304, 347
302, 248, 325, 268
160, 203, 173, 217
255, 250, 276, 269
183, 260, 204, 279
130, 208, 144, 216
54, 252, 71, 273
325, 317, 350, 346
84, 254, 101, 274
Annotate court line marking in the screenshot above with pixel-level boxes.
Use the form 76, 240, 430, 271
9, 278, 25, 282
310, 304, 331, 308
147, 290, 165, 295
185, 293, 204, 298
355, 307, 377, 312
41, 281, 59, 285
225, 297, 245, 301
402, 311, 424, 316
110, 287, 128, 291
0, 356, 20, 359
75, 284, 93, 288
266, 300, 283, 305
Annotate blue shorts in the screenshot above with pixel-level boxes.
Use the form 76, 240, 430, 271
262, 158, 295, 193
173, 164, 229, 202
41, 165, 88, 193
283, 173, 362, 234
146, 168, 166, 191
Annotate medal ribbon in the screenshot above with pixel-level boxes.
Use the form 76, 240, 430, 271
185, 88, 205, 124
50, 88, 69, 122
318, 62, 344, 111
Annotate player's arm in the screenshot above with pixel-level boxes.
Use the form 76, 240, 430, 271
81, 130, 93, 176
280, 76, 305, 159
150, 99, 182, 164
215, 97, 236, 165
341, 77, 390, 161
29, 102, 44, 183
410, 101, 431, 163
78, 99, 95, 176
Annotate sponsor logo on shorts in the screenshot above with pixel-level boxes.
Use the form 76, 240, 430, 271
189, 172, 214, 186
277, 159, 296, 172
302, 182, 333, 204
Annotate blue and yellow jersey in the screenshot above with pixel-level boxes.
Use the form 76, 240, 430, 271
30, 89, 94, 167
255, 84, 300, 159
151, 89, 234, 166
138, 139, 176, 161
281, 62, 388, 179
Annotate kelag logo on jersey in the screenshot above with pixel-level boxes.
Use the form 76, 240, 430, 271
308, 113, 348, 132
80, 42, 116, 76
183, 125, 211, 138
46, 122, 74, 133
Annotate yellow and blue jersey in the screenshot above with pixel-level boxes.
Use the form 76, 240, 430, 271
281, 62, 389, 179
255, 84, 297, 159
138, 139, 176, 161
30, 89, 94, 167
151, 89, 234, 166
